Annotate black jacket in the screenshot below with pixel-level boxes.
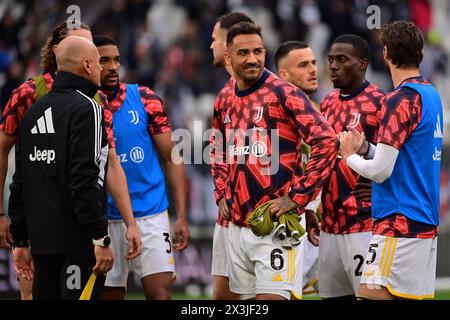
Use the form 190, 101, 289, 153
9, 71, 109, 255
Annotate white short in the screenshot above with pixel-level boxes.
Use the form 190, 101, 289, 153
360, 234, 437, 299
318, 231, 372, 298
211, 223, 230, 277
302, 238, 319, 294
228, 222, 303, 300
105, 211, 176, 287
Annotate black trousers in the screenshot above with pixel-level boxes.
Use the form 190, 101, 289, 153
32, 249, 105, 300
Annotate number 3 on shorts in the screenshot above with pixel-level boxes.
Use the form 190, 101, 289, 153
163, 232, 172, 254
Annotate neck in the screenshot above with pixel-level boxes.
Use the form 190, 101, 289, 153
102, 83, 120, 100
236, 70, 264, 91
225, 65, 234, 79
340, 77, 366, 95
390, 67, 421, 88
236, 78, 257, 91
105, 88, 115, 99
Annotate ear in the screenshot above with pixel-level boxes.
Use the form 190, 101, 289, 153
278, 69, 289, 82
383, 46, 389, 62
360, 58, 369, 71
82, 58, 92, 75
224, 50, 231, 67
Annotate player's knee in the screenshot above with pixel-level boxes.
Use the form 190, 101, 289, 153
213, 289, 238, 300
102, 286, 126, 300
147, 286, 171, 300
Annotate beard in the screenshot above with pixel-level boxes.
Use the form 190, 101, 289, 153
101, 81, 119, 92
238, 64, 263, 83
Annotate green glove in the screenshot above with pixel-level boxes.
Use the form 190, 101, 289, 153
248, 202, 274, 237
275, 210, 305, 248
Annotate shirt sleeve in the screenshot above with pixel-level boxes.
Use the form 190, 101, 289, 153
377, 90, 422, 150
97, 91, 116, 149
139, 86, 171, 135
283, 91, 338, 210
209, 96, 228, 203
68, 100, 108, 239
346, 143, 399, 183
0, 80, 37, 136
8, 131, 27, 242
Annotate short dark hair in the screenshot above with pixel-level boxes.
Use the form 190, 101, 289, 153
332, 34, 370, 62
381, 20, 423, 69
93, 34, 118, 47
226, 22, 262, 46
217, 12, 254, 31
274, 41, 309, 71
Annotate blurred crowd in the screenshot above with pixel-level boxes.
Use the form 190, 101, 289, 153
1, 0, 449, 225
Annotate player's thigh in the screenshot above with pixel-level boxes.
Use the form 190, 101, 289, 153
211, 223, 229, 277
244, 228, 297, 300
227, 223, 256, 298
105, 221, 129, 287
343, 232, 373, 295
131, 213, 176, 281
318, 232, 353, 298
302, 238, 319, 293
360, 235, 437, 299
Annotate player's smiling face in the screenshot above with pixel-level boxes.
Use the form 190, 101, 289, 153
226, 34, 266, 88
97, 44, 120, 90
328, 43, 361, 90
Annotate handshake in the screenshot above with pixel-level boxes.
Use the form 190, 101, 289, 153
338, 125, 369, 160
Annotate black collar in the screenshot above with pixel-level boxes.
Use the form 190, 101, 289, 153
235, 69, 270, 97
397, 76, 425, 89
339, 80, 370, 101
52, 71, 99, 98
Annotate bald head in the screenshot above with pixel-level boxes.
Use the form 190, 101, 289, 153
55, 36, 102, 86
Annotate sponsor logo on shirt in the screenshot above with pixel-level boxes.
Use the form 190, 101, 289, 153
223, 113, 231, 124
29, 146, 55, 164
253, 106, 264, 122
130, 146, 145, 163
128, 110, 140, 125
31, 108, 55, 134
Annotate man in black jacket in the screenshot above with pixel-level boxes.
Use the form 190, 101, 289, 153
9, 36, 114, 300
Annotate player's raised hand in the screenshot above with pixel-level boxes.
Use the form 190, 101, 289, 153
346, 125, 367, 154
173, 218, 190, 251
267, 196, 297, 220
125, 223, 142, 260
339, 128, 365, 160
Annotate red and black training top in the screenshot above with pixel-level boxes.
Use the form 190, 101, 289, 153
320, 81, 385, 234
211, 70, 338, 227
